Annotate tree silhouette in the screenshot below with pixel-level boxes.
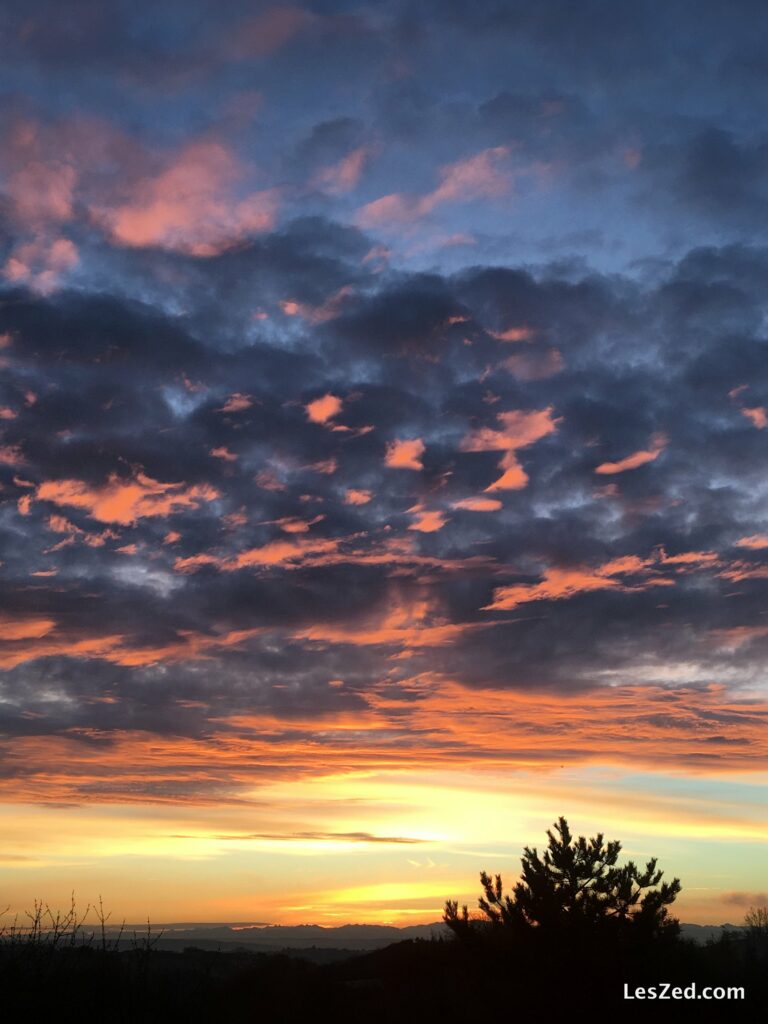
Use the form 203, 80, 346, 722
445, 816, 681, 946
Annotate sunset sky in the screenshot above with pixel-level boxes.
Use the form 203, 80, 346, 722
1, 0, 767, 928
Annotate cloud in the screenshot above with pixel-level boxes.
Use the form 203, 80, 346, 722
357, 146, 511, 227
219, 393, 253, 413
36, 473, 219, 525
484, 554, 670, 611
345, 488, 373, 505
408, 508, 448, 533
594, 434, 667, 475
210, 446, 238, 461
6, 161, 76, 224
312, 146, 371, 195
306, 393, 343, 424
741, 405, 767, 429
385, 438, 425, 470
459, 407, 560, 490
451, 496, 502, 512
98, 141, 280, 255
3, 237, 78, 293
736, 535, 768, 550
721, 891, 768, 908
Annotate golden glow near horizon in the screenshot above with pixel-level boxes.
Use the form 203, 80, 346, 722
2, 763, 766, 927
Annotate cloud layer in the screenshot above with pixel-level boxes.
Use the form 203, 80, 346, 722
0, 1, 767, 818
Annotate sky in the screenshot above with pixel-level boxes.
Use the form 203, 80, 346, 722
1, 0, 767, 927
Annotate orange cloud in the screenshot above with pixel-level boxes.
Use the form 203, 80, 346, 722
595, 434, 666, 475
0, 615, 56, 641
0, 625, 265, 671
345, 489, 373, 506
741, 406, 768, 429
460, 407, 559, 491
36, 472, 219, 525
716, 561, 768, 582
661, 550, 719, 567
485, 554, 669, 610
451, 497, 503, 512
306, 393, 343, 424
2, 680, 765, 822
175, 536, 342, 574
99, 142, 279, 255
292, 597, 492, 650
736, 535, 768, 550
408, 509, 448, 533
385, 438, 425, 471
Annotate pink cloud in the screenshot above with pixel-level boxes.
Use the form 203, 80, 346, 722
357, 146, 511, 227
308, 457, 338, 475
741, 406, 768, 429
312, 147, 371, 194
427, 146, 511, 207
99, 141, 279, 255
7, 161, 76, 224
219, 393, 253, 413
210, 446, 238, 462
3, 236, 78, 293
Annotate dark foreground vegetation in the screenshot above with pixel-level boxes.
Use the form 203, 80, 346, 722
2, 820, 766, 1022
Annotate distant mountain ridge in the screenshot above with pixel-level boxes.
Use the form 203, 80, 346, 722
97, 920, 742, 952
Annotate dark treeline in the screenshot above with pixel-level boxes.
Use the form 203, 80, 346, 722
1, 926, 766, 1022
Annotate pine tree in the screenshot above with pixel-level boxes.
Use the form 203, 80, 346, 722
444, 816, 681, 944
